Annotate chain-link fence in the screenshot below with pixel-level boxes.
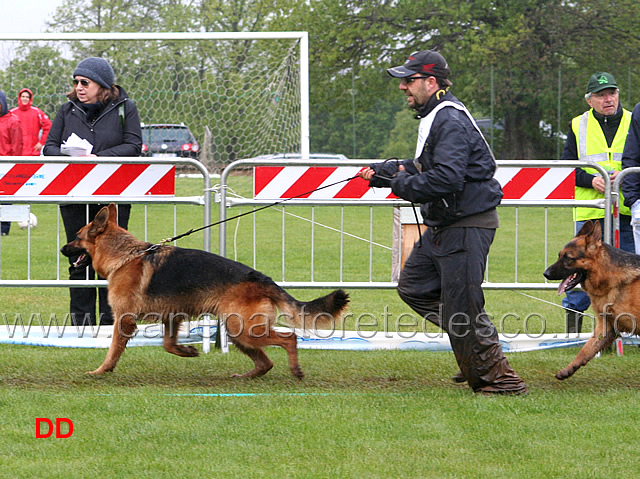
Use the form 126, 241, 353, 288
0, 33, 306, 174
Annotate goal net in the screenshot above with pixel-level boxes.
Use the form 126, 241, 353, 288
0, 33, 307, 173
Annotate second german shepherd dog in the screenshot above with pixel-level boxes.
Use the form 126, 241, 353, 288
61, 203, 349, 379
544, 220, 640, 380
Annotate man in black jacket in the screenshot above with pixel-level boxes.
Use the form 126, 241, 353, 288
358, 50, 527, 395
622, 101, 640, 254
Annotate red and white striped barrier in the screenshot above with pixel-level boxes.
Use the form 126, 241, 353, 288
0, 163, 175, 196
495, 167, 574, 200
254, 166, 395, 200
254, 166, 575, 200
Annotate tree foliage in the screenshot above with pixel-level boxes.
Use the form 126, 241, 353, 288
300, 0, 640, 159
26, 0, 640, 160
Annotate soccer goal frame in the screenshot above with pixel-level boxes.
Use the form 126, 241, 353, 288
0, 31, 310, 164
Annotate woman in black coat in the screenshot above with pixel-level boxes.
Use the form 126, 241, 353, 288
44, 57, 142, 327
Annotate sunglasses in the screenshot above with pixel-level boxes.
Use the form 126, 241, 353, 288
400, 76, 432, 85
72, 79, 92, 87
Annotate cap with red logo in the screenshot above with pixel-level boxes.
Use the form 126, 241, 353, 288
387, 50, 452, 86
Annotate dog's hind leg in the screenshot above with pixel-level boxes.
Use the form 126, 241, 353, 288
229, 340, 274, 378
224, 301, 303, 378
87, 313, 138, 375
274, 332, 303, 379
556, 320, 617, 380
162, 316, 199, 358
240, 324, 304, 379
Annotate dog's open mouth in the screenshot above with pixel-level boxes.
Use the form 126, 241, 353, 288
72, 253, 92, 269
557, 271, 585, 295
60, 243, 92, 270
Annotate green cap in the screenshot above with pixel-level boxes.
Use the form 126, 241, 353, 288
586, 72, 618, 94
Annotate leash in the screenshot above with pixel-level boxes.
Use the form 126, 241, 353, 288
513, 291, 596, 320
374, 158, 424, 247
155, 173, 362, 246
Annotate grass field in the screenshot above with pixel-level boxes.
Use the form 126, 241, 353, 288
1, 177, 639, 478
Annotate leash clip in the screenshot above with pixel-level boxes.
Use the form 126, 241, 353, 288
142, 243, 163, 254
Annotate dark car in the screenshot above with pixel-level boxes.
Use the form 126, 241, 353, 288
141, 123, 200, 159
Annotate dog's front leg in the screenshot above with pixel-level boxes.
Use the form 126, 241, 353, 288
87, 313, 137, 375
556, 318, 616, 380
162, 316, 199, 357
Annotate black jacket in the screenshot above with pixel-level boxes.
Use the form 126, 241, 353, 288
369, 90, 502, 227
43, 85, 142, 157
622, 101, 640, 207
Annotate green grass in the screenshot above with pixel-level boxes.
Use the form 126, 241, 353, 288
2, 346, 639, 478
1, 176, 639, 478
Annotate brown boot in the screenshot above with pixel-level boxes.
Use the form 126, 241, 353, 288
470, 356, 528, 396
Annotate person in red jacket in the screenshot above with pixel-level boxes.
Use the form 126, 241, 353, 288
9, 88, 51, 156
0, 90, 23, 235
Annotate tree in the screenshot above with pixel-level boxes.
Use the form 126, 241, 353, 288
39, 0, 640, 160
300, 0, 640, 159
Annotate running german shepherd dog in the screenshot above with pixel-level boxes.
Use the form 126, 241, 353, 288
61, 203, 349, 379
544, 220, 640, 380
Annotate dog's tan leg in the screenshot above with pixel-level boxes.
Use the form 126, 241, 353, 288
162, 317, 199, 357
224, 302, 304, 379
274, 332, 303, 379
556, 317, 616, 380
229, 340, 274, 378
225, 307, 276, 378
240, 324, 303, 379
87, 313, 137, 375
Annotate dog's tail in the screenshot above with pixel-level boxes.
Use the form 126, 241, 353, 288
275, 288, 349, 330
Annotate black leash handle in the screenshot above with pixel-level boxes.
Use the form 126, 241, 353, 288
159, 173, 362, 245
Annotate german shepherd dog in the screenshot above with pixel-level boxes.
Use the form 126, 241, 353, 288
544, 220, 640, 380
61, 203, 349, 379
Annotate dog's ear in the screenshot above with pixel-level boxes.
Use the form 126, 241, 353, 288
577, 220, 597, 237
88, 206, 110, 237
581, 220, 602, 250
107, 203, 118, 223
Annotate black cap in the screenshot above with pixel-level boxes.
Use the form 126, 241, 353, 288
387, 50, 451, 85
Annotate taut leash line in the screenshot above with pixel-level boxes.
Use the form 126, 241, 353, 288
158, 174, 361, 245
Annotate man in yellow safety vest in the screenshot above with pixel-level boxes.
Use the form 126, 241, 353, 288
560, 72, 634, 333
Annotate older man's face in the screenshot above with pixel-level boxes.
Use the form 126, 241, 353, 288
587, 88, 619, 116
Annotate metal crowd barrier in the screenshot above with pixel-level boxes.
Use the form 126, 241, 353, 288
218, 158, 612, 291
612, 166, 640, 247
0, 156, 211, 288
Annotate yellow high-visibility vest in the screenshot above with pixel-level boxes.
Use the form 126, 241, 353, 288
573, 108, 632, 220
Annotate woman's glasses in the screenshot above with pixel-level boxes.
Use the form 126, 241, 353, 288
73, 79, 91, 87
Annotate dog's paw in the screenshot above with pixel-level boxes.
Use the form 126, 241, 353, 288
555, 369, 570, 380
171, 345, 199, 357
291, 366, 305, 380
183, 345, 199, 357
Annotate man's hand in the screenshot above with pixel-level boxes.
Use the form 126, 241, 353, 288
357, 163, 405, 181
592, 171, 617, 193
357, 167, 376, 181
591, 175, 606, 193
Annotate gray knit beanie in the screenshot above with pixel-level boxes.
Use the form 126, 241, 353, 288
73, 57, 115, 89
